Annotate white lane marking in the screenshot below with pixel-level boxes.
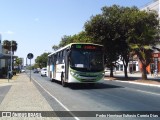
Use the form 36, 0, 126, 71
33, 78, 80, 120
131, 89, 160, 96
105, 79, 160, 96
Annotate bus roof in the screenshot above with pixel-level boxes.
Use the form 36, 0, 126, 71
48, 43, 103, 57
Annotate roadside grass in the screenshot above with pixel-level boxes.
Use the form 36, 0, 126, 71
12, 74, 19, 80
0, 74, 19, 84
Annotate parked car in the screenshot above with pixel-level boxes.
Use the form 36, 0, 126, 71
21, 69, 25, 72
37, 68, 41, 72
41, 68, 47, 76
33, 69, 39, 73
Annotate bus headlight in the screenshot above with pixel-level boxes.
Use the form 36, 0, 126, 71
70, 71, 79, 77
70, 71, 76, 76
70, 71, 74, 76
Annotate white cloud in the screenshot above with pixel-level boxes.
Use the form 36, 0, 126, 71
5, 30, 14, 35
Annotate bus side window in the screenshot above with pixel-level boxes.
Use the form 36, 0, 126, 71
56, 53, 59, 64
62, 59, 64, 64
54, 54, 57, 65
56, 51, 63, 64
60, 51, 63, 64
58, 52, 60, 64
62, 50, 65, 63
51, 56, 54, 64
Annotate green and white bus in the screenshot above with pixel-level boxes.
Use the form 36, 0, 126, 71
47, 43, 105, 87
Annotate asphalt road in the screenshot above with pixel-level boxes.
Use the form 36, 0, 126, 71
29, 71, 160, 120
0, 85, 11, 104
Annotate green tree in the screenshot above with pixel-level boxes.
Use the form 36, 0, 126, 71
35, 52, 50, 68
84, 6, 121, 77
2, 40, 10, 50
101, 5, 140, 78
52, 31, 92, 50
52, 35, 73, 51
52, 45, 59, 51
14, 58, 22, 66
71, 31, 92, 43
33, 63, 39, 69
85, 5, 159, 79
11, 40, 18, 54
14, 57, 22, 72
126, 10, 159, 80
59, 35, 73, 48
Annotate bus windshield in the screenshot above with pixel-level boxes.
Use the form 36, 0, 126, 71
70, 50, 104, 72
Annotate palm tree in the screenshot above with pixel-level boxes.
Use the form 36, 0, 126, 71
2, 40, 10, 51
11, 40, 18, 55
2, 40, 18, 54
2, 40, 18, 73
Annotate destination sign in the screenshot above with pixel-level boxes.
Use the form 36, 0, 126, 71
72, 44, 103, 50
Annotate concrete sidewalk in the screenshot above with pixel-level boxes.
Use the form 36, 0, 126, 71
0, 73, 60, 120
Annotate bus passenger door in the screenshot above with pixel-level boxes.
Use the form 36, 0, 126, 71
53, 54, 57, 79
65, 50, 70, 81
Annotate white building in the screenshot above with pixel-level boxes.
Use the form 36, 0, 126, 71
141, 0, 159, 42
140, 0, 160, 49
0, 34, 7, 69
140, 0, 159, 15
116, 58, 139, 72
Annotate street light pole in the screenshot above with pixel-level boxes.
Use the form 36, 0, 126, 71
11, 41, 12, 73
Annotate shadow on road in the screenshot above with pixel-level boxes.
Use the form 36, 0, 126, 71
67, 83, 123, 90
51, 79, 124, 90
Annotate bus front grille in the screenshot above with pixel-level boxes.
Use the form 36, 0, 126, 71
81, 79, 96, 82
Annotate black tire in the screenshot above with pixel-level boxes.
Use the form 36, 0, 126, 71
51, 79, 55, 82
61, 72, 67, 87
89, 83, 95, 87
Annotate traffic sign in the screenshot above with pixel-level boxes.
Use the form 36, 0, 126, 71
27, 53, 34, 82
27, 53, 34, 59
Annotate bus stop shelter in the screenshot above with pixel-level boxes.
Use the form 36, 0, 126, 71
0, 53, 17, 77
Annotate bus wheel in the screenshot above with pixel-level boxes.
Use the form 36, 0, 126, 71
61, 73, 67, 87
61, 78, 67, 87
51, 79, 55, 82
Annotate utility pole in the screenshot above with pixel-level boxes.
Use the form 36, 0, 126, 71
27, 53, 34, 82
26, 57, 28, 66
11, 40, 12, 73
8, 40, 13, 80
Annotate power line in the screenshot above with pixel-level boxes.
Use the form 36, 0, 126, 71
139, 0, 158, 9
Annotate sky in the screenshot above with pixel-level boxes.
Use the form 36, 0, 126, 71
0, 0, 154, 65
